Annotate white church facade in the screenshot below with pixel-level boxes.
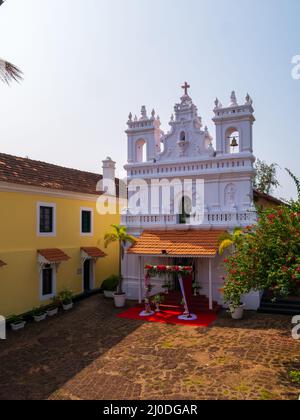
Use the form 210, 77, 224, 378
121, 84, 261, 311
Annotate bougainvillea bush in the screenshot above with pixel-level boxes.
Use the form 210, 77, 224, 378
223, 204, 300, 307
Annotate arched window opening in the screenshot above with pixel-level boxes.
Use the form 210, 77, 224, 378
180, 131, 186, 142
136, 139, 147, 163
179, 196, 192, 224
225, 128, 240, 154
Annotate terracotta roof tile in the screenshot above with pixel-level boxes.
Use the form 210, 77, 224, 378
127, 230, 225, 257
253, 189, 284, 206
0, 153, 119, 196
38, 249, 70, 263
0, 260, 7, 268
81, 247, 107, 259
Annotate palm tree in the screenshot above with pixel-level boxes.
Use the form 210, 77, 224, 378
104, 225, 136, 295
0, 1, 23, 84
219, 227, 243, 255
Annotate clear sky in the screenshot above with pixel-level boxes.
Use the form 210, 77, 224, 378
0, 0, 299, 200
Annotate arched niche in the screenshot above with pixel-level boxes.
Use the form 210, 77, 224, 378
224, 183, 237, 208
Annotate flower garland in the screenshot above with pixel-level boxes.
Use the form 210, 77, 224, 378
145, 264, 193, 277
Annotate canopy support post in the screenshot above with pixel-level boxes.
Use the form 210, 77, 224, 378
209, 258, 213, 311
138, 256, 142, 304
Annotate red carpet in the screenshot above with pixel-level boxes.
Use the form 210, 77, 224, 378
117, 306, 217, 327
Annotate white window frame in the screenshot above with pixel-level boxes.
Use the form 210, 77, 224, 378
37, 202, 56, 237
40, 265, 56, 301
80, 207, 94, 237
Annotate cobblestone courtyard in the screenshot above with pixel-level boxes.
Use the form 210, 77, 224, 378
0, 295, 299, 400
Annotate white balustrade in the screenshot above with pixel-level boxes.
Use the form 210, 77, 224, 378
121, 210, 257, 228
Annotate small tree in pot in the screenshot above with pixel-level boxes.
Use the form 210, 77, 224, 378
102, 275, 119, 298
104, 225, 136, 308
57, 290, 74, 311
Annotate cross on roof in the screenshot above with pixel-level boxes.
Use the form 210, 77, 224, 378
181, 81, 190, 96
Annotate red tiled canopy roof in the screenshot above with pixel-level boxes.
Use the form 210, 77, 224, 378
81, 247, 107, 259
0, 260, 7, 268
0, 153, 119, 196
127, 230, 226, 258
38, 249, 70, 263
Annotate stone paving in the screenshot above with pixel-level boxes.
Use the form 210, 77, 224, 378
0, 295, 299, 400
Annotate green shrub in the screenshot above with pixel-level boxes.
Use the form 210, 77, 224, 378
57, 290, 74, 305
8, 314, 24, 324
31, 307, 46, 317
223, 205, 300, 307
102, 275, 119, 292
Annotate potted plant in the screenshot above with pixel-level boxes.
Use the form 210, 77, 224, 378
9, 315, 26, 331
152, 294, 164, 312
222, 282, 245, 320
58, 290, 74, 311
46, 297, 59, 317
228, 300, 245, 320
104, 225, 136, 308
31, 307, 47, 322
102, 275, 119, 299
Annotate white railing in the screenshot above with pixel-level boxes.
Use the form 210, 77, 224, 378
121, 210, 257, 228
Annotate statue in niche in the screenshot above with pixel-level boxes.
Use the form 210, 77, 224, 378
225, 184, 236, 208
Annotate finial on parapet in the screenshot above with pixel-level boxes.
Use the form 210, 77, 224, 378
151, 109, 156, 119
128, 112, 133, 122
140, 105, 148, 120
245, 93, 253, 105
229, 91, 238, 107
214, 98, 222, 109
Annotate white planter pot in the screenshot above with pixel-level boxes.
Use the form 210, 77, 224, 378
230, 304, 245, 320
63, 302, 74, 311
11, 321, 26, 331
47, 308, 59, 317
104, 290, 115, 299
113, 293, 126, 308
34, 313, 47, 322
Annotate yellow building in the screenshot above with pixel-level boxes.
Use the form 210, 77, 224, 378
0, 153, 120, 317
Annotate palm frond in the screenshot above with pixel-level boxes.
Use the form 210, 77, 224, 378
219, 239, 234, 255
218, 231, 232, 243
232, 228, 243, 240
104, 232, 118, 248
0, 58, 23, 84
